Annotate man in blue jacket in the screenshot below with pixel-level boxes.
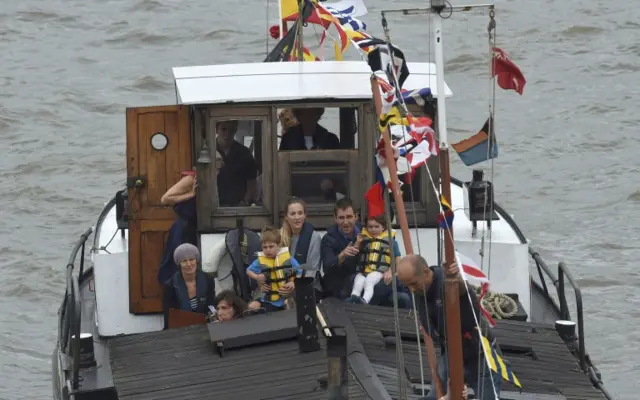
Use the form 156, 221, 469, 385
320, 198, 411, 308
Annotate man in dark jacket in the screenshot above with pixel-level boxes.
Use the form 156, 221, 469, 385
279, 108, 340, 151
320, 198, 411, 308
397, 254, 501, 400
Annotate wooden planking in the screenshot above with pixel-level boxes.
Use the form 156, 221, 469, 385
126, 105, 192, 314
109, 324, 368, 400
372, 363, 425, 400
140, 223, 170, 300
108, 301, 607, 400
141, 111, 167, 203
163, 111, 181, 195
342, 303, 606, 400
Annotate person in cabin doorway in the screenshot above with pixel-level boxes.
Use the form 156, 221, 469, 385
349, 214, 402, 304
279, 197, 323, 298
246, 226, 303, 312
278, 107, 340, 151
320, 198, 411, 308
215, 120, 258, 206
210, 290, 248, 322
162, 243, 215, 329
396, 254, 501, 400
158, 171, 198, 284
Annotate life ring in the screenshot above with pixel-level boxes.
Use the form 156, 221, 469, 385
202, 239, 235, 292
202, 239, 226, 274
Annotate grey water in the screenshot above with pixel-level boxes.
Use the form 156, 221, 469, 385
0, 0, 638, 398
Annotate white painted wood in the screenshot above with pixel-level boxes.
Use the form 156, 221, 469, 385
93, 252, 164, 337
173, 61, 452, 105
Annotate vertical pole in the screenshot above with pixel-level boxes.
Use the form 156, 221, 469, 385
370, 77, 443, 399
294, 276, 320, 352
327, 331, 348, 400
432, 15, 464, 400
296, 0, 304, 60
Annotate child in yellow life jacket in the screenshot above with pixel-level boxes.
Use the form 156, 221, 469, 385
350, 215, 402, 303
247, 226, 303, 312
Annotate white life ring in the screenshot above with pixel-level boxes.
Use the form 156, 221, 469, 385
202, 238, 235, 292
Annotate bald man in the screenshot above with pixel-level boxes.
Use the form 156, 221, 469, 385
397, 254, 501, 400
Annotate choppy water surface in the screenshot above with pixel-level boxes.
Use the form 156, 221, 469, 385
0, 0, 638, 398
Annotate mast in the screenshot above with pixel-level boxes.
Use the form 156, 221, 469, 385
370, 86, 445, 400
431, 1, 465, 398
370, 0, 465, 397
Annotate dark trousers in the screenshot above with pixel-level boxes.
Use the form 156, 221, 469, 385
369, 279, 412, 309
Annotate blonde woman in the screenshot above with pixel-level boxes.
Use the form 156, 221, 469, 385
280, 197, 322, 273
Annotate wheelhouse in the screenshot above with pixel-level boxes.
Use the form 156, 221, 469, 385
124, 61, 451, 314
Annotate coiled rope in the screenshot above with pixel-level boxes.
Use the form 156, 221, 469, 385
473, 285, 519, 320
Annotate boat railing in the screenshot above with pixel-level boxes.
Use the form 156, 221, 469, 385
556, 261, 585, 370
450, 178, 590, 372
58, 226, 93, 390
529, 250, 586, 364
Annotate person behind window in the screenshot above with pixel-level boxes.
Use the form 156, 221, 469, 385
279, 108, 340, 150
157, 171, 198, 284
163, 243, 215, 329
215, 120, 258, 206
246, 226, 303, 313
350, 214, 401, 304
210, 290, 247, 322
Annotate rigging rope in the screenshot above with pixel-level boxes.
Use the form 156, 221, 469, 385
304, 3, 504, 397
475, 10, 499, 396
424, 165, 500, 399
379, 12, 429, 398
383, 188, 408, 399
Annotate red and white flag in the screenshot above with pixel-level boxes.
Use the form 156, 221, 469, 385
456, 251, 496, 327
456, 251, 489, 283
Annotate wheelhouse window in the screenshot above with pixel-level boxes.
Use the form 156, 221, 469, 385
214, 119, 261, 207
195, 106, 274, 232
277, 106, 359, 150
290, 160, 350, 203
274, 102, 373, 229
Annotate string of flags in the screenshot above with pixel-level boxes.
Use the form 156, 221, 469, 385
268, 2, 525, 389
270, 0, 526, 169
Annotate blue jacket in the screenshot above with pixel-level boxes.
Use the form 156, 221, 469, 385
162, 268, 215, 329
157, 197, 198, 284
320, 223, 362, 298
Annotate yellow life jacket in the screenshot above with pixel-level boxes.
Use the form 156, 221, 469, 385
257, 247, 295, 302
359, 229, 396, 274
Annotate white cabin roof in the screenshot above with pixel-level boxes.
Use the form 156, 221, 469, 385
172, 61, 453, 105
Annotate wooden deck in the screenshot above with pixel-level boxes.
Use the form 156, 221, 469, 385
339, 303, 606, 400
107, 301, 606, 400
109, 323, 367, 400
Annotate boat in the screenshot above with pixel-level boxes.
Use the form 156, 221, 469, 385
52, 1, 615, 399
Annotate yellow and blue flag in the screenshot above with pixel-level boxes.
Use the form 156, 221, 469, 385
378, 106, 409, 132
437, 195, 454, 230
480, 335, 522, 388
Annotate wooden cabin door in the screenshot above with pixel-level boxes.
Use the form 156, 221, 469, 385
126, 105, 192, 313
